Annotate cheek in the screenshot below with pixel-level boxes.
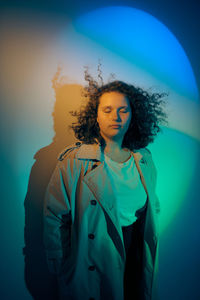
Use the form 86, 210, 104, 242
97, 112, 107, 124
97, 112, 105, 128
125, 114, 132, 126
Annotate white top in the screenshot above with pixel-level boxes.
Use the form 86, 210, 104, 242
104, 154, 147, 226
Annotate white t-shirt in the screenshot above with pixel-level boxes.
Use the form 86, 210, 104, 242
104, 154, 147, 226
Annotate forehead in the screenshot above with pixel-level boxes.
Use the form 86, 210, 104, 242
98, 91, 130, 107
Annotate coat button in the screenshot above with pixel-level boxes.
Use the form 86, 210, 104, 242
88, 265, 96, 271
90, 200, 97, 205
140, 158, 146, 164
88, 234, 95, 239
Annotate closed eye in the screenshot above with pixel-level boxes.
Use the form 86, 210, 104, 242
103, 110, 111, 113
102, 107, 129, 113
120, 109, 128, 113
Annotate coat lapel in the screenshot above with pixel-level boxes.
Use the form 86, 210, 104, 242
83, 162, 126, 261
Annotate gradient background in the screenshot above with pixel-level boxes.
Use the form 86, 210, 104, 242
0, 1, 200, 299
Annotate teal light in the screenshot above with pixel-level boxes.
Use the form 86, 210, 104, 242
149, 127, 199, 232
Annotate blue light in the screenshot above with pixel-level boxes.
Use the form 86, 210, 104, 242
74, 6, 198, 100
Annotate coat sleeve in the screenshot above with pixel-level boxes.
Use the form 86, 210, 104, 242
43, 161, 72, 274
146, 149, 161, 215
150, 157, 160, 214
145, 149, 161, 298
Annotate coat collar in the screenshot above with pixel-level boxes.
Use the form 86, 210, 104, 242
74, 143, 143, 162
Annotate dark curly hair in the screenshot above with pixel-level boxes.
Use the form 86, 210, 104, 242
69, 66, 168, 150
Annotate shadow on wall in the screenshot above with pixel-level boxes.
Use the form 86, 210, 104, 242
23, 70, 84, 299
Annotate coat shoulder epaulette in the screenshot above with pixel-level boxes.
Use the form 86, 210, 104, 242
137, 148, 152, 164
57, 142, 82, 161
144, 148, 151, 155
138, 147, 151, 156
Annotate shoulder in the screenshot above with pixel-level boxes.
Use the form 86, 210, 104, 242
138, 147, 151, 155
57, 142, 82, 161
136, 147, 156, 168
136, 147, 152, 160
58, 142, 101, 162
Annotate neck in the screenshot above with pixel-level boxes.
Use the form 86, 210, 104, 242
101, 137, 129, 156
105, 140, 121, 153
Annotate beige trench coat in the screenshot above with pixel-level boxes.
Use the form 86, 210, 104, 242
43, 142, 160, 300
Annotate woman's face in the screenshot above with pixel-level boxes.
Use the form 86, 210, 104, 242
97, 91, 132, 144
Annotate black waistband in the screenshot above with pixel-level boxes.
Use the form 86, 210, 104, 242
122, 207, 146, 255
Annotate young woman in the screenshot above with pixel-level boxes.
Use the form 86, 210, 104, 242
43, 72, 167, 300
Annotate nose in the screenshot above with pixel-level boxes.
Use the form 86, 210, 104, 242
111, 110, 121, 121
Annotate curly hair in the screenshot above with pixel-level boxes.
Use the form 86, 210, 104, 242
69, 66, 168, 150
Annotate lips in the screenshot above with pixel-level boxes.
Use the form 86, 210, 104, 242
109, 125, 121, 128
